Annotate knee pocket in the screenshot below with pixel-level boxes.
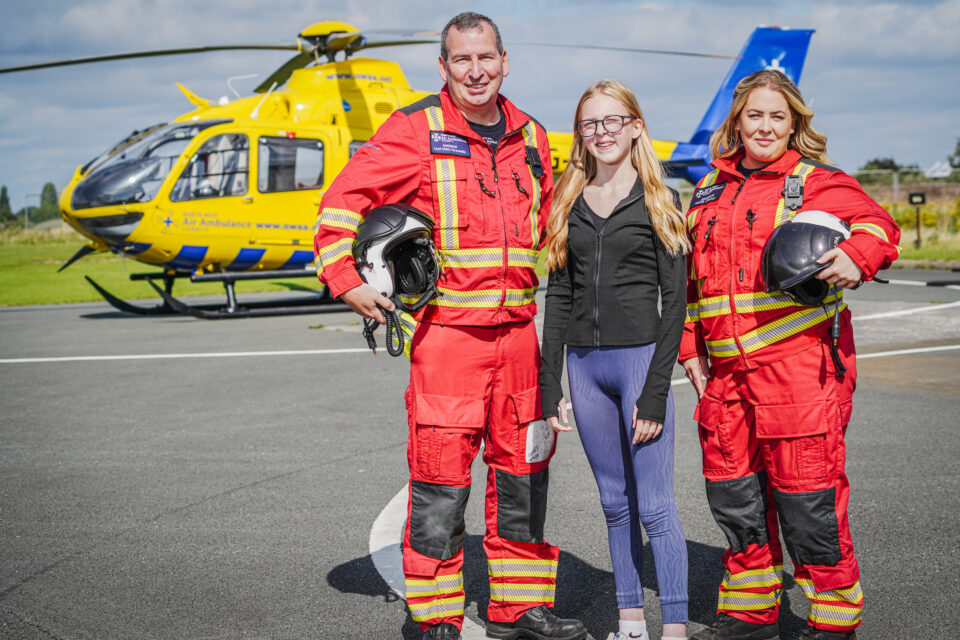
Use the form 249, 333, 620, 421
705, 471, 770, 553
409, 480, 470, 560
495, 467, 548, 544
774, 486, 842, 566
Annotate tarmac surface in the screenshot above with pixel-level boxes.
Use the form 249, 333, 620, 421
0, 269, 958, 640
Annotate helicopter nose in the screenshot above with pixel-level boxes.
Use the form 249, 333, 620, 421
75, 211, 144, 245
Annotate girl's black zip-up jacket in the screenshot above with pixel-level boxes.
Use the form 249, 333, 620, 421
539, 178, 686, 424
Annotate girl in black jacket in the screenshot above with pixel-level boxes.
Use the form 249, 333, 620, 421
540, 79, 690, 640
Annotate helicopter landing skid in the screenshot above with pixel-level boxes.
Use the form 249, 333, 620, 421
87, 269, 347, 319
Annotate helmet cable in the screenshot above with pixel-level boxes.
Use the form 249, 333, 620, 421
362, 306, 405, 357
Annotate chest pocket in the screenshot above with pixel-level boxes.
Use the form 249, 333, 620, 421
429, 157, 469, 250
690, 205, 719, 284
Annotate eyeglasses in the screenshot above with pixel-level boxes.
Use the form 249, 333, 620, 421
576, 115, 636, 137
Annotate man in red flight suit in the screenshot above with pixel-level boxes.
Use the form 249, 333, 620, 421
314, 12, 586, 640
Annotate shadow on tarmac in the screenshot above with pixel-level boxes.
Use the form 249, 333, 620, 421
326, 535, 812, 638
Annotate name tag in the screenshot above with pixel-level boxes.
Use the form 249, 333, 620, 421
690, 183, 725, 208
429, 131, 471, 157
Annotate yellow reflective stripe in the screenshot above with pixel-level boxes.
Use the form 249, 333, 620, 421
317, 238, 353, 269
425, 106, 444, 132
489, 583, 556, 603
717, 589, 780, 611
737, 302, 846, 354
435, 158, 460, 249
407, 596, 465, 621
318, 207, 363, 232
796, 578, 864, 604
428, 287, 536, 308
440, 248, 503, 269
504, 287, 538, 306
521, 122, 542, 246
722, 565, 784, 589
704, 295, 844, 358
507, 248, 540, 268
686, 301, 701, 323
488, 558, 558, 578
850, 222, 889, 242
695, 291, 843, 319
405, 572, 463, 598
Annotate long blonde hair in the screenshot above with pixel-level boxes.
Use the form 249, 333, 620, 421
709, 69, 828, 163
545, 79, 689, 271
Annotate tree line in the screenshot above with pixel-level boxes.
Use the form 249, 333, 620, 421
0, 182, 60, 228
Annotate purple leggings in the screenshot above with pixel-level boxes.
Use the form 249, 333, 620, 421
567, 344, 688, 623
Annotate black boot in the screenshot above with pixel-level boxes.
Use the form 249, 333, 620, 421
423, 621, 461, 640
485, 605, 587, 640
690, 614, 779, 640
798, 628, 856, 640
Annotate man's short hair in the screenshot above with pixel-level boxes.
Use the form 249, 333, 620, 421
440, 12, 504, 60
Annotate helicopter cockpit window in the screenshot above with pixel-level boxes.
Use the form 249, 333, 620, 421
70, 120, 230, 210
171, 134, 250, 202
257, 137, 324, 193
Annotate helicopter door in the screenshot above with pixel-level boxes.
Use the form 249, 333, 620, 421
248, 135, 326, 259
161, 132, 252, 256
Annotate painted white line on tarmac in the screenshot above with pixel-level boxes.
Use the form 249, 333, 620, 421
0, 348, 368, 364
855, 299, 960, 320
888, 278, 960, 291
368, 341, 960, 638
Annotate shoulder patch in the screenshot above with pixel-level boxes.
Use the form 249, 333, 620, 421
690, 182, 726, 208
399, 94, 442, 116
799, 157, 840, 172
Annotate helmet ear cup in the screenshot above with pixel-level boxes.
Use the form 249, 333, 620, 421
394, 250, 428, 294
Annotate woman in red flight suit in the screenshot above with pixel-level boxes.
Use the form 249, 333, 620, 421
681, 70, 900, 640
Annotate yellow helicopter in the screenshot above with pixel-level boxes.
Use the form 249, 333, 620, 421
1, 22, 813, 318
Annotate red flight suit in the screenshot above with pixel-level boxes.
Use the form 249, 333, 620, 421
680, 149, 900, 634
314, 86, 556, 631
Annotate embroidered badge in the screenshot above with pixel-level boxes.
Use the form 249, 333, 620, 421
429, 131, 471, 157
690, 183, 725, 208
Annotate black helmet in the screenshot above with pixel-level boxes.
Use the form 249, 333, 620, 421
353, 204, 441, 313
761, 210, 851, 306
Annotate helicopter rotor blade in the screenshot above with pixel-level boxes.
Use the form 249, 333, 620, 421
253, 51, 314, 93
505, 41, 736, 60
0, 44, 299, 75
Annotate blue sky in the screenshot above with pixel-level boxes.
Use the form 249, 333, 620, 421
1, 0, 958, 210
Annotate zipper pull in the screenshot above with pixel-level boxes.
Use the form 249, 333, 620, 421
475, 171, 496, 196
739, 268, 744, 282
731, 179, 746, 204
746, 209, 756, 230
512, 171, 529, 196
490, 156, 498, 183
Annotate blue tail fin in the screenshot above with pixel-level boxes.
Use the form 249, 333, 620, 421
666, 26, 815, 184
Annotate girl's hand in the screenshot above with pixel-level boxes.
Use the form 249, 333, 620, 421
546, 398, 572, 433
631, 405, 663, 443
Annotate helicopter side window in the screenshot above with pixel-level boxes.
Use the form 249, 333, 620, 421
258, 137, 324, 193
171, 134, 249, 202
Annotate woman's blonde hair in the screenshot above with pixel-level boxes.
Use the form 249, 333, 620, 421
545, 79, 689, 270
709, 69, 828, 163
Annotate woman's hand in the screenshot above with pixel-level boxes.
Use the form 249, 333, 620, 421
816, 247, 863, 289
631, 405, 663, 443
545, 398, 573, 433
682, 355, 710, 398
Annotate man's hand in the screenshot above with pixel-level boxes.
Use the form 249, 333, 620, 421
340, 283, 395, 324
682, 355, 709, 398
545, 398, 573, 433
816, 247, 863, 289
631, 405, 663, 443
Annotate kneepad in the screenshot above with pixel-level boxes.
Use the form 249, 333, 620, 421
705, 471, 771, 553
773, 486, 842, 566
495, 467, 549, 544
409, 480, 471, 560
